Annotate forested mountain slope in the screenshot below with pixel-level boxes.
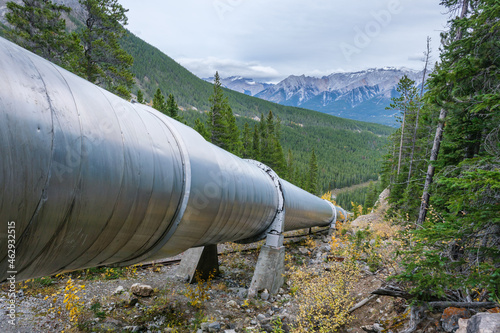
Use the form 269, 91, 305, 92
120, 32, 393, 191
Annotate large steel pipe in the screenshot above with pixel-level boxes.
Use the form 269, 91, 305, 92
0, 37, 346, 282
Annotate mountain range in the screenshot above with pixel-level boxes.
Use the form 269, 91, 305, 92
205, 67, 424, 126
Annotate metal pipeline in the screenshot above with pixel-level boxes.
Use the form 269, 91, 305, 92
0, 37, 347, 282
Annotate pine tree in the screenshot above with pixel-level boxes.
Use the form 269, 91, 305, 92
225, 104, 242, 156
384, 75, 420, 211
136, 89, 144, 103
307, 149, 318, 194
6, 0, 81, 72
272, 139, 287, 177
166, 93, 184, 122
364, 181, 377, 213
152, 88, 166, 113
207, 72, 229, 150
266, 110, 275, 137
287, 149, 295, 183
387, 75, 419, 177
194, 118, 210, 141
241, 123, 252, 159
166, 93, 178, 118
79, 0, 134, 98
393, 0, 500, 303
258, 112, 269, 163
252, 124, 260, 160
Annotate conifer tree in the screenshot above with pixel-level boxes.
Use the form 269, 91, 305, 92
363, 181, 377, 213
225, 104, 242, 155
194, 118, 210, 141
388, 0, 500, 303
384, 75, 421, 211
136, 89, 144, 103
307, 149, 318, 194
252, 124, 260, 160
6, 0, 81, 72
79, 0, 133, 98
287, 149, 295, 183
152, 88, 166, 113
263, 110, 277, 165
272, 139, 287, 177
166, 93, 184, 122
266, 110, 275, 137
241, 123, 252, 159
259, 113, 268, 149
386, 75, 419, 177
207, 72, 229, 150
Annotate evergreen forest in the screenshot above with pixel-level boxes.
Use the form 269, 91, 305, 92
380, 0, 499, 305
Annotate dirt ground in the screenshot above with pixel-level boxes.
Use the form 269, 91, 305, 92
1, 189, 438, 333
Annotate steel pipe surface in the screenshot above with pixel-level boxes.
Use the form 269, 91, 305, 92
0, 37, 346, 282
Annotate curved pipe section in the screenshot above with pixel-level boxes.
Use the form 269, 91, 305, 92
0, 37, 346, 282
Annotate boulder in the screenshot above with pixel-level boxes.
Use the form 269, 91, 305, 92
116, 291, 138, 307
114, 285, 124, 295
466, 313, 500, 333
130, 283, 154, 297
456, 318, 469, 333
226, 300, 238, 308
361, 323, 383, 332
260, 289, 270, 301
441, 307, 471, 332
298, 247, 309, 255
257, 313, 270, 324
208, 321, 221, 332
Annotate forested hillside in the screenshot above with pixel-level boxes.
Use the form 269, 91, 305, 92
381, 0, 499, 307
120, 32, 393, 193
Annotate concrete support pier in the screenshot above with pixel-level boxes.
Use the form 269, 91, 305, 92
176, 244, 219, 283
248, 244, 285, 297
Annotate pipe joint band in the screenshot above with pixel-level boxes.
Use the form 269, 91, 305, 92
236, 160, 285, 246
325, 200, 337, 229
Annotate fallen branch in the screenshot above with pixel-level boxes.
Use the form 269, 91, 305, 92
371, 287, 413, 300
428, 301, 498, 309
400, 305, 425, 333
349, 294, 378, 313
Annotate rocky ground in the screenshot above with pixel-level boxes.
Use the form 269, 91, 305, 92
0, 238, 397, 333
1, 190, 498, 332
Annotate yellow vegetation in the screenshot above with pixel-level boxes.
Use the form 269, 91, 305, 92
184, 270, 215, 308
44, 277, 85, 329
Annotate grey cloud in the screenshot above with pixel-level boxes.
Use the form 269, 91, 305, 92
120, 0, 449, 79
178, 57, 282, 82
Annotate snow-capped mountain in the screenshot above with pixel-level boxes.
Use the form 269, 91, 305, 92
216, 68, 425, 126
257, 67, 422, 105
203, 76, 273, 96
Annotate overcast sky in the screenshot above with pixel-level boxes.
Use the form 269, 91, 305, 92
119, 0, 449, 83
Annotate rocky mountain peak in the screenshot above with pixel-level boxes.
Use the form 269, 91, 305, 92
217, 67, 425, 125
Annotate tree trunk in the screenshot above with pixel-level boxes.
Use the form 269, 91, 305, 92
417, 0, 469, 225
397, 98, 407, 176
407, 37, 431, 184
428, 301, 499, 309
417, 108, 447, 225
